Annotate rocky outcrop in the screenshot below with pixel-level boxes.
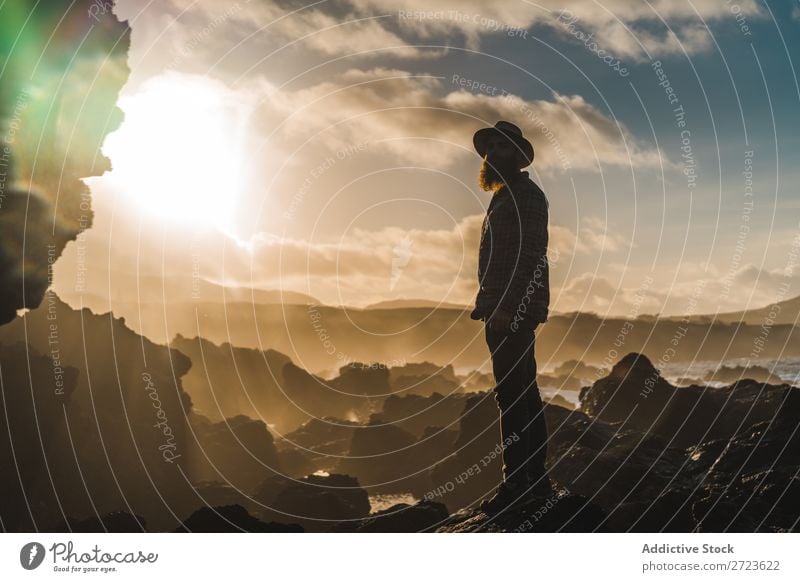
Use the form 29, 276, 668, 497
54, 512, 147, 533
703, 364, 784, 385
579, 352, 795, 448
376, 392, 469, 437
0, 295, 196, 532
437, 488, 607, 532
0, 1, 129, 324
577, 352, 800, 531
188, 414, 281, 492
333, 500, 450, 532
388, 362, 463, 397
257, 473, 371, 532
691, 391, 800, 532
0, 342, 79, 530
337, 421, 418, 491
176, 505, 302, 533
543, 394, 575, 409
276, 417, 360, 475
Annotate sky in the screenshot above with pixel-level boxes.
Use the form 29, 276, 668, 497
53, 0, 800, 318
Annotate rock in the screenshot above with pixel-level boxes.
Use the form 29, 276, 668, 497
179, 481, 259, 518
259, 473, 371, 532
0, 295, 195, 532
277, 448, 316, 478
389, 362, 459, 386
579, 352, 795, 448
277, 417, 360, 473
389, 371, 462, 397
455, 370, 494, 392
539, 373, 583, 391
337, 421, 418, 492
175, 504, 302, 532
189, 415, 281, 491
436, 487, 607, 532
329, 361, 391, 397
704, 364, 784, 386
692, 391, 800, 532
544, 404, 690, 517
543, 394, 575, 409
251, 475, 294, 508
423, 390, 696, 530
54, 512, 147, 532
0, 342, 79, 530
0, 1, 128, 324
425, 392, 505, 512
553, 359, 608, 380
333, 500, 450, 532
375, 392, 468, 437
174, 335, 378, 432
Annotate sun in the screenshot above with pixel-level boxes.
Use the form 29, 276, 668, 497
103, 72, 254, 234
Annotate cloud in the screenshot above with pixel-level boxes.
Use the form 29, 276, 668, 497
121, 0, 764, 77
269, 67, 663, 171
54, 177, 587, 311
576, 216, 633, 253
362, 0, 764, 59
554, 258, 800, 318
162, 0, 430, 59
54, 176, 799, 319
245, 214, 484, 306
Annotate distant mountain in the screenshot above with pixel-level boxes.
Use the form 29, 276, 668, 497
703, 293, 800, 326
646, 292, 800, 326
70, 296, 799, 376
209, 285, 319, 306
364, 299, 470, 310
64, 280, 319, 309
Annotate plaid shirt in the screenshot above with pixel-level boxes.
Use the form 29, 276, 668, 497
470, 171, 550, 325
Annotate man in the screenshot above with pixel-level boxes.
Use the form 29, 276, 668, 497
469, 120, 552, 513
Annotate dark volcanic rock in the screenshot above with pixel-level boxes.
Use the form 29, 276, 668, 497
251, 475, 294, 509
579, 352, 795, 448
0, 341, 79, 531
277, 417, 360, 474
376, 392, 468, 437
436, 488, 607, 532
704, 364, 784, 386
54, 512, 147, 533
691, 389, 800, 532
0, 295, 196, 532
333, 500, 450, 532
181, 481, 260, 517
176, 504, 302, 532
189, 414, 281, 491
425, 392, 505, 511
337, 421, 418, 492
544, 404, 691, 522
336, 419, 457, 494
389, 369, 462, 398
544, 394, 576, 410
259, 473, 371, 532
279, 416, 360, 454
425, 391, 692, 523
0, 1, 128, 324
277, 448, 316, 478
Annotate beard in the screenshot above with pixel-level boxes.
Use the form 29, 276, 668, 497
479, 156, 518, 192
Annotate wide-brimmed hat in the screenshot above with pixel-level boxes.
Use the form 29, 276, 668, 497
473, 120, 534, 168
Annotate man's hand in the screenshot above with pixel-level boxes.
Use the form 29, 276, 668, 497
488, 310, 513, 332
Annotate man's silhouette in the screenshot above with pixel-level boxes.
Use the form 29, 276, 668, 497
469, 120, 552, 513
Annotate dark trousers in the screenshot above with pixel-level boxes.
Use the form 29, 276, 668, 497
485, 324, 549, 485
